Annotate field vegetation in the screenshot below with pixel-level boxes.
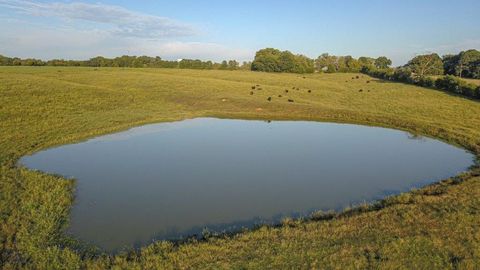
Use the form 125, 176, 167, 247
1, 67, 480, 269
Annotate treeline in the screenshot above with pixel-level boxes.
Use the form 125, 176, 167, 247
0, 54, 252, 70
250, 48, 393, 74
250, 48, 479, 80
314, 54, 392, 73
248, 47, 479, 99
443, 49, 480, 79
362, 50, 480, 99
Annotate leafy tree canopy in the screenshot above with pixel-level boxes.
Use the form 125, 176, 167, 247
406, 53, 444, 77
251, 48, 314, 73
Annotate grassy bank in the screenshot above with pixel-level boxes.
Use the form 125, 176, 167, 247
1, 67, 480, 269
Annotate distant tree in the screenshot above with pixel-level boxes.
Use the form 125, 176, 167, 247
358, 56, 375, 68
344, 56, 361, 72
316, 54, 361, 73
251, 48, 283, 72
204, 60, 214, 69
88, 56, 108, 67
374, 56, 392, 69
456, 49, 480, 78
278, 51, 296, 72
0, 55, 11, 65
293, 54, 315, 73
227, 60, 239, 70
252, 48, 313, 73
315, 53, 338, 72
20, 58, 45, 66
240, 61, 252, 70
406, 53, 444, 77
442, 54, 458, 76
471, 59, 480, 79
219, 60, 229, 70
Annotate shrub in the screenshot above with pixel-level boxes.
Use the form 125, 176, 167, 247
392, 68, 413, 82
362, 66, 479, 100
435, 75, 479, 98
416, 76, 436, 88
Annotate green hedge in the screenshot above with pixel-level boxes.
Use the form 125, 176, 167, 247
435, 75, 479, 98
362, 67, 480, 100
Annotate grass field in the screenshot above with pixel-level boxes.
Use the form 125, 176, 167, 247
1, 66, 480, 269
459, 77, 480, 86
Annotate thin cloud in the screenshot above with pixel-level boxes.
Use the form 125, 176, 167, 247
0, 22, 253, 61
0, 0, 196, 38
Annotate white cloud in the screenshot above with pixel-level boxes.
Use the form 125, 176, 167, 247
0, 0, 196, 38
0, 1, 254, 61
0, 22, 254, 61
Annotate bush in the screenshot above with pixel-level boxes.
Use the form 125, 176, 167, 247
361, 66, 394, 80
362, 67, 479, 100
416, 77, 436, 88
392, 68, 413, 83
435, 75, 479, 98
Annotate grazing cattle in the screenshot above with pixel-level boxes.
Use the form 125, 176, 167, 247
356, 75, 359, 79
359, 89, 363, 92
288, 99, 294, 102
267, 97, 272, 101
278, 95, 282, 97
251, 86, 256, 89
308, 90, 311, 93
285, 89, 289, 93
366, 81, 370, 83
250, 91, 254, 95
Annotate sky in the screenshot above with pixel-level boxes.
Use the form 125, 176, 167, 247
0, 0, 479, 65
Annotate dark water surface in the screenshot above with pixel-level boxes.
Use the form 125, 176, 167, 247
20, 118, 474, 251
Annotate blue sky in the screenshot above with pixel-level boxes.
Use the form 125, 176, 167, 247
0, 0, 479, 65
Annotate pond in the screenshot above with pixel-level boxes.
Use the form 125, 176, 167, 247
20, 118, 474, 251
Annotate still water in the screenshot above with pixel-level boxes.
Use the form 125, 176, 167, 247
20, 118, 474, 251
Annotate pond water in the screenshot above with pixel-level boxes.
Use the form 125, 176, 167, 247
20, 118, 474, 251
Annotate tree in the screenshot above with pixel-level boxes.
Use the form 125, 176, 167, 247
278, 51, 296, 72
442, 54, 458, 76
315, 53, 338, 72
251, 48, 282, 72
240, 61, 252, 70
471, 59, 480, 79
227, 60, 239, 70
251, 48, 314, 73
358, 56, 375, 68
218, 60, 229, 70
344, 56, 361, 72
293, 54, 315, 73
315, 54, 363, 73
406, 53, 444, 77
456, 49, 480, 78
374, 56, 392, 69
